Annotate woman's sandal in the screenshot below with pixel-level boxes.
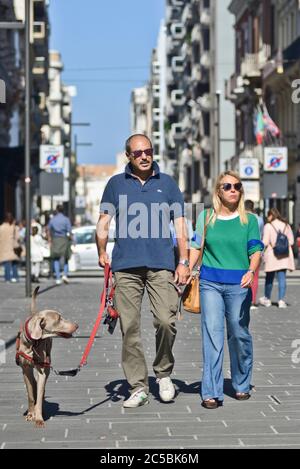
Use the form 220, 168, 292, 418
201, 398, 220, 409
235, 392, 251, 401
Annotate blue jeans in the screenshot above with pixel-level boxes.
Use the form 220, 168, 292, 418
2, 261, 19, 281
200, 279, 253, 401
265, 270, 286, 301
53, 258, 69, 280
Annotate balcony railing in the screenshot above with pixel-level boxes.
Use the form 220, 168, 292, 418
200, 8, 211, 27
240, 44, 271, 78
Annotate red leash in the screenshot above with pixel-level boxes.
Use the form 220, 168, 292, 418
79, 263, 114, 368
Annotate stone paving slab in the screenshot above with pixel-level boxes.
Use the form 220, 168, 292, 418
1, 278, 300, 449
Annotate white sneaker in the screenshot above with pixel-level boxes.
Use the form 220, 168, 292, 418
259, 296, 271, 307
123, 389, 149, 408
56, 279, 62, 285
157, 376, 176, 402
250, 305, 258, 310
62, 275, 70, 284
278, 300, 287, 308
10, 278, 17, 283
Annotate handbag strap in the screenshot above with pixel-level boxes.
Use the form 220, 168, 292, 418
177, 209, 212, 320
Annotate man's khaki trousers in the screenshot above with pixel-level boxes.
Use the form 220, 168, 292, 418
114, 268, 178, 394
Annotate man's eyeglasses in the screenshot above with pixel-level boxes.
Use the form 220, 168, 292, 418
130, 148, 153, 158
221, 182, 243, 192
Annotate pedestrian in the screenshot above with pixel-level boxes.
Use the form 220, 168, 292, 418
47, 205, 72, 285
96, 134, 190, 408
30, 226, 44, 283
189, 171, 263, 409
244, 199, 264, 310
296, 223, 300, 268
0, 213, 21, 283
259, 208, 295, 309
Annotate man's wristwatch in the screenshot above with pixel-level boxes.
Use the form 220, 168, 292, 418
178, 259, 190, 268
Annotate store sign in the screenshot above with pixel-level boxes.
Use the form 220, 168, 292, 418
239, 158, 259, 179
264, 147, 288, 172
242, 180, 260, 202
40, 145, 64, 171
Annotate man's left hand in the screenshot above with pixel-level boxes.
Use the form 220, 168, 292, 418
174, 264, 190, 285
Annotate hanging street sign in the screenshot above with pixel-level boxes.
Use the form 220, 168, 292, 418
40, 145, 64, 171
239, 158, 260, 179
264, 147, 288, 172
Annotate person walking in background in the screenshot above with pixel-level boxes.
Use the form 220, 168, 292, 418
47, 205, 72, 285
189, 171, 263, 409
259, 208, 295, 309
0, 213, 21, 283
30, 226, 44, 283
296, 223, 300, 269
244, 200, 264, 310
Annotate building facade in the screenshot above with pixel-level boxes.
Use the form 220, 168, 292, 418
226, 0, 300, 225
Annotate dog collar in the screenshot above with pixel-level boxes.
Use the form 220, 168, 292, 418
24, 317, 38, 344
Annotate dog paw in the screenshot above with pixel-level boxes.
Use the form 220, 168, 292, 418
35, 419, 45, 428
25, 413, 34, 422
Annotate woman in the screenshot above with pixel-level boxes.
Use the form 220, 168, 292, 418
259, 208, 295, 308
0, 213, 21, 283
189, 171, 263, 409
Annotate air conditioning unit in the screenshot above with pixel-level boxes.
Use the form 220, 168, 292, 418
33, 21, 45, 39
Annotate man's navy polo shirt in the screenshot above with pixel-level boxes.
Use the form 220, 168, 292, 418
100, 162, 184, 273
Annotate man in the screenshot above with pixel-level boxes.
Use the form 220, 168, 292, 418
96, 134, 190, 408
47, 205, 72, 285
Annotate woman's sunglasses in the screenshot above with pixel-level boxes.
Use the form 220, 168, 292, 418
221, 182, 243, 192
130, 148, 153, 158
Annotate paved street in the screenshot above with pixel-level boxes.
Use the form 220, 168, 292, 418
1, 273, 300, 449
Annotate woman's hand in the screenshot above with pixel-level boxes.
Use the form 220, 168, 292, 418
240, 271, 254, 288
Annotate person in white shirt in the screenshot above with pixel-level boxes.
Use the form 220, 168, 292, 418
30, 226, 44, 283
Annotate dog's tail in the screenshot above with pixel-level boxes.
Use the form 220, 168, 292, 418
31, 286, 40, 315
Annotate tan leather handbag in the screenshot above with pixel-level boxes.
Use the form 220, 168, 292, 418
181, 210, 211, 314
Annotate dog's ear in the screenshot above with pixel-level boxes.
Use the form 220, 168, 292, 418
29, 316, 45, 340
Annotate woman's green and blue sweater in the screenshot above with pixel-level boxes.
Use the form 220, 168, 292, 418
190, 210, 264, 284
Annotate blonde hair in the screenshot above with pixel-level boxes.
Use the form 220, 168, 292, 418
211, 171, 248, 225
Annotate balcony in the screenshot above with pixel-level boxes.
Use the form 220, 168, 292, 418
170, 22, 186, 40
181, 3, 193, 25
152, 61, 160, 75
191, 63, 202, 82
166, 68, 174, 85
152, 85, 160, 99
200, 51, 211, 69
200, 136, 212, 153
200, 8, 211, 27
152, 108, 161, 122
171, 89, 185, 106
225, 73, 245, 100
153, 131, 161, 145
171, 56, 185, 73
33, 21, 46, 40
191, 24, 201, 44
171, 123, 184, 140
166, 5, 182, 23
197, 93, 212, 111
32, 56, 46, 75
240, 45, 271, 78
181, 42, 192, 59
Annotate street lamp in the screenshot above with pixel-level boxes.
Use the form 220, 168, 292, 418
68, 121, 91, 222
73, 136, 93, 222
215, 90, 221, 178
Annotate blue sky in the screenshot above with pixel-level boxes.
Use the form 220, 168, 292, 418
49, 0, 165, 165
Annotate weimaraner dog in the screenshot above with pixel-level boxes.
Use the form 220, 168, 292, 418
16, 287, 78, 427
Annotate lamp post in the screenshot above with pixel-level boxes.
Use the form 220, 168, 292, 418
74, 136, 93, 222
215, 90, 221, 178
